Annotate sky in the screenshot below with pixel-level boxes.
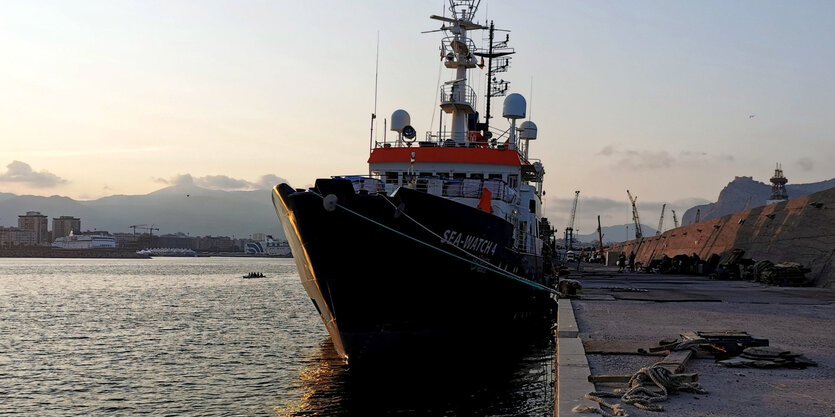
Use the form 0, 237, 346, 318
1, 0, 833, 234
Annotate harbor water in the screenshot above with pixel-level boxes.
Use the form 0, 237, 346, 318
0, 257, 554, 416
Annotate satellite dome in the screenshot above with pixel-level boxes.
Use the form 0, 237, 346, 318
391, 109, 411, 132
519, 120, 538, 140
502, 94, 526, 119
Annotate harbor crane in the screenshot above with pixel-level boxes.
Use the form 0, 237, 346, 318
565, 190, 580, 250
130, 224, 147, 238
596, 215, 604, 253
671, 209, 679, 228
626, 190, 643, 239
656, 204, 666, 236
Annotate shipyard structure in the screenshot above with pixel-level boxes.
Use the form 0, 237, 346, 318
611, 186, 835, 288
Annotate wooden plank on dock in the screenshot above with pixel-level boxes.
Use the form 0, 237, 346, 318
655, 349, 694, 373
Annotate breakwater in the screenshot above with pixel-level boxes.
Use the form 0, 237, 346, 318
611, 186, 835, 288
0, 247, 150, 259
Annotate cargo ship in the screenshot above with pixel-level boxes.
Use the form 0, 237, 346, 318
272, 0, 557, 364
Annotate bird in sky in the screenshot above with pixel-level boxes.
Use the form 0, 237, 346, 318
749, 114, 756, 118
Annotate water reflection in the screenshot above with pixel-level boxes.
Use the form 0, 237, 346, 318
279, 338, 555, 416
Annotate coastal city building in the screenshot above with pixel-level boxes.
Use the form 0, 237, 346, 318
18, 211, 49, 245
52, 216, 81, 239
0, 226, 36, 247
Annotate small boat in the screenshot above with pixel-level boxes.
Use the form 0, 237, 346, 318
242, 272, 266, 279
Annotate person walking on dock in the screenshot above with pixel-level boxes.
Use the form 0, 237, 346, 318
628, 251, 636, 273
617, 252, 626, 273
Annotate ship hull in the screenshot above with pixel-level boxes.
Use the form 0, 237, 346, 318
272, 179, 555, 365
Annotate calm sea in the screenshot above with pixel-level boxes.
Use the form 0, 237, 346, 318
0, 257, 554, 416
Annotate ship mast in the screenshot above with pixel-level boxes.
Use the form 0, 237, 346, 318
474, 21, 514, 135
432, 1, 486, 144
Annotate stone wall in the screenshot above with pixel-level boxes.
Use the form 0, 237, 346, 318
0, 247, 149, 259
611, 186, 835, 288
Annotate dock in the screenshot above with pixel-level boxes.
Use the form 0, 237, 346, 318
556, 264, 835, 416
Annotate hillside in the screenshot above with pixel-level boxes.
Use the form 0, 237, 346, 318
0, 185, 284, 238
682, 176, 835, 225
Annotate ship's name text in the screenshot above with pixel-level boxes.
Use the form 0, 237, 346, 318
440, 230, 498, 256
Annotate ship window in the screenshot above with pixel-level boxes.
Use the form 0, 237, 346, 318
469, 173, 484, 179
508, 175, 518, 188
420, 172, 433, 178
488, 174, 502, 180
310, 298, 322, 315
529, 199, 536, 212
385, 172, 399, 184
453, 173, 466, 180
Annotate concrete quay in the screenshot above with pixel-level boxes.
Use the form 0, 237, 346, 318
556, 264, 835, 417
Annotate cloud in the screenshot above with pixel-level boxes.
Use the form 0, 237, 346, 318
255, 174, 289, 189
596, 145, 734, 170
156, 173, 289, 191
797, 157, 814, 171
0, 160, 67, 188
171, 174, 195, 186
195, 175, 253, 190
597, 145, 614, 156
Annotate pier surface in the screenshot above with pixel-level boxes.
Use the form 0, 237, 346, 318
557, 264, 835, 417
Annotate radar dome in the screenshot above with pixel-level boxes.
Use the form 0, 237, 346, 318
391, 110, 411, 132
519, 121, 538, 140
502, 94, 526, 119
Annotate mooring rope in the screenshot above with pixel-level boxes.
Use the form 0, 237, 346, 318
310, 191, 558, 295
585, 363, 708, 415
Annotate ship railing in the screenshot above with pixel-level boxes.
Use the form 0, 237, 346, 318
439, 83, 477, 108
441, 36, 478, 59
337, 174, 517, 203
413, 177, 517, 202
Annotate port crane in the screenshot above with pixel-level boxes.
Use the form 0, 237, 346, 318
130, 224, 147, 238
671, 209, 679, 228
626, 190, 643, 239
130, 224, 159, 244
656, 204, 666, 236
596, 215, 604, 253
565, 191, 580, 250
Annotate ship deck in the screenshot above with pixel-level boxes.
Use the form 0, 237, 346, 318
556, 264, 835, 417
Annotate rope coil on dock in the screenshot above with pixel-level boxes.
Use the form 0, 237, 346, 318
585, 363, 707, 415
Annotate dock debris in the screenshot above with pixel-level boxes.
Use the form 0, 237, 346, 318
584, 330, 816, 415
558, 279, 582, 297
718, 346, 817, 369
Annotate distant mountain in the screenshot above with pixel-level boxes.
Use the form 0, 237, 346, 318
576, 223, 658, 245
682, 176, 835, 225
0, 185, 284, 238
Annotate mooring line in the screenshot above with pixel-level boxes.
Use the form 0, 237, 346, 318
312, 191, 558, 295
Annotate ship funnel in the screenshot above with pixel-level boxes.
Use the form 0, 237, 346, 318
390, 109, 411, 132
502, 94, 526, 119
